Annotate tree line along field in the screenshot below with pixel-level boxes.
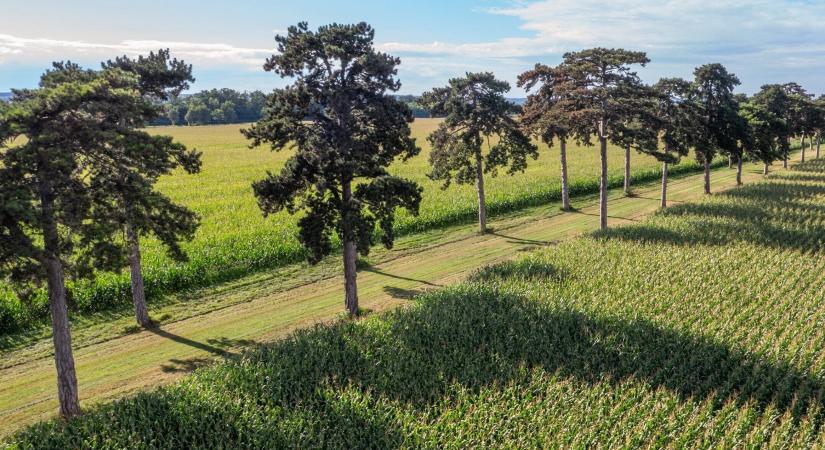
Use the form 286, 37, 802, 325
0, 119, 722, 334
9, 158, 825, 448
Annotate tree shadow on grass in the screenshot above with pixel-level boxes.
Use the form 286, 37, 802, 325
149, 328, 260, 373
596, 166, 825, 254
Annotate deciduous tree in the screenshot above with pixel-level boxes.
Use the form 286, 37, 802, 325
423, 72, 537, 233
243, 22, 422, 316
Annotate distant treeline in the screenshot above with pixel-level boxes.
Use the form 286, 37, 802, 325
153, 90, 525, 126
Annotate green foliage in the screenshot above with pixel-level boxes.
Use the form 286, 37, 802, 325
422, 72, 538, 187
243, 22, 422, 266
164, 89, 267, 126
10, 160, 825, 447
691, 63, 741, 163
741, 85, 789, 166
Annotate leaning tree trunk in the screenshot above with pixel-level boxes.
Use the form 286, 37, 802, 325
341, 179, 359, 316
661, 161, 668, 209
126, 223, 151, 328
736, 157, 743, 185
598, 121, 608, 230
559, 137, 571, 210
475, 150, 487, 233
39, 177, 81, 418
623, 143, 631, 195
703, 155, 711, 195
801, 132, 807, 163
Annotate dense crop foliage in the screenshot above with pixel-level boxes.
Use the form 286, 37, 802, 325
0, 120, 725, 333
9, 160, 825, 448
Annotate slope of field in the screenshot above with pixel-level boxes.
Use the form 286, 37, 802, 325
0, 119, 720, 333
7, 159, 822, 447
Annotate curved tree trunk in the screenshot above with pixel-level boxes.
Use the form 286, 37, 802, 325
661, 161, 668, 209
342, 179, 359, 316
126, 224, 151, 328
801, 132, 807, 163
559, 137, 570, 210
598, 124, 608, 230
736, 157, 743, 185
623, 143, 631, 195
703, 156, 711, 195
475, 150, 487, 233
39, 177, 81, 418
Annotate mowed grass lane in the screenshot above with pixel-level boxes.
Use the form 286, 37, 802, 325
0, 152, 793, 439
8, 158, 825, 448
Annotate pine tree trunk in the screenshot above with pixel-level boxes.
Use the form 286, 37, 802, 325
764, 162, 769, 175
475, 151, 487, 233
342, 179, 359, 316
623, 143, 631, 195
801, 132, 806, 163
660, 161, 668, 209
559, 137, 571, 210
703, 156, 711, 195
39, 177, 81, 418
126, 224, 151, 328
598, 125, 608, 231
817, 133, 821, 159
784, 137, 789, 168
736, 157, 743, 185
728, 155, 733, 169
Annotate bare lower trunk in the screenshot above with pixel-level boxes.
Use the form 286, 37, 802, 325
559, 137, 570, 210
801, 132, 807, 163
728, 155, 733, 169
736, 157, 743, 185
39, 178, 80, 418
599, 130, 608, 231
817, 134, 821, 159
661, 161, 668, 209
763, 162, 769, 175
623, 143, 631, 195
342, 180, 359, 316
703, 157, 711, 195
126, 224, 151, 328
475, 151, 487, 233
784, 137, 789, 168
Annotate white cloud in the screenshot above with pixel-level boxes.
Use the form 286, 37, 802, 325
0, 34, 273, 69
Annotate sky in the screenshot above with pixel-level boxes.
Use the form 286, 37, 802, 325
3, 0, 825, 95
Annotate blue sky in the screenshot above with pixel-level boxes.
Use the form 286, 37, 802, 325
3, 0, 825, 95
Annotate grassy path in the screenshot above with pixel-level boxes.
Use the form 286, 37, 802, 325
0, 158, 797, 437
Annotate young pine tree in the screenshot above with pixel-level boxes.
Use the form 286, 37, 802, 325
243, 22, 422, 316
422, 72, 538, 233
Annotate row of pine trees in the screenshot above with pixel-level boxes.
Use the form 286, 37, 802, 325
0, 22, 819, 420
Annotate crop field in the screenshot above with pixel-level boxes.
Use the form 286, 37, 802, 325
9, 158, 825, 447
0, 119, 718, 333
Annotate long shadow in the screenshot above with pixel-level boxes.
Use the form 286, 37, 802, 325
597, 166, 825, 254
20, 286, 825, 447
361, 267, 439, 286
148, 328, 261, 373
487, 232, 553, 246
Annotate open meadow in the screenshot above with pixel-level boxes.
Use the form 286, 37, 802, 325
9, 158, 825, 448
0, 119, 717, 334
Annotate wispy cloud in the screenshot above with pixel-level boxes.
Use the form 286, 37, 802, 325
0, 34, 272, 68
